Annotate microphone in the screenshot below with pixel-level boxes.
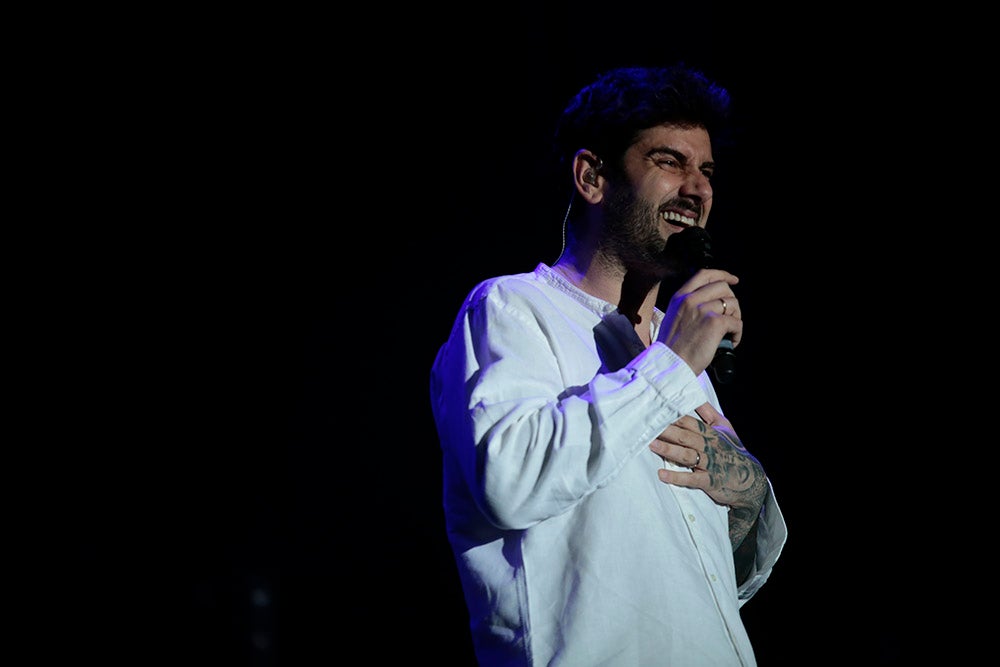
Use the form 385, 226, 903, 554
661, 226, 736, 384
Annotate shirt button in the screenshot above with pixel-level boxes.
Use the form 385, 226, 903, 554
710, 574, 718, 582
687, 514, 696, 522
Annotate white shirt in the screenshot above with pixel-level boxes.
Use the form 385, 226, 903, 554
430, 263, 787, 666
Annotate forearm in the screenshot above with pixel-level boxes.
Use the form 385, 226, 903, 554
731, 509, 759, 586
731, 480, 789, 598
728, 473, 767, 586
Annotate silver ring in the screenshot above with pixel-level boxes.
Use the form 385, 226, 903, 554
694, 451, 701, 467
720, 298, 728, 315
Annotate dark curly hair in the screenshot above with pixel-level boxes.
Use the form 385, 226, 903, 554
553, 64, 733, 179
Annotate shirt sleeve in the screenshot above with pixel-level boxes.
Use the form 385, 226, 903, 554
737, 480, 788, 605
430, 277, 710, 531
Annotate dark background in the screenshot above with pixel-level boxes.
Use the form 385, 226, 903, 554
58, 3, 960, 665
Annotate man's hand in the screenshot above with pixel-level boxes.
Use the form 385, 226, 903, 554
656, 268, 741, 376
649, 402, 767, 547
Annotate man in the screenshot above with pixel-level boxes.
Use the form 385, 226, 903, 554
429, 64, 787, 666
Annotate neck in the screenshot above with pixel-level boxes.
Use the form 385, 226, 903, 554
553, 250, 661, 344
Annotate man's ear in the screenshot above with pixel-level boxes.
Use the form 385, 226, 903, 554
572, 149, 604, 202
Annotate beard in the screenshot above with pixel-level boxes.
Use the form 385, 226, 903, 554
600, 185, 668, 276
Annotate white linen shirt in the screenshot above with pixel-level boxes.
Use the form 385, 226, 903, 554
430, 263, 787, 666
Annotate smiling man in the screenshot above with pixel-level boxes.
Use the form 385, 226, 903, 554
429, 64, 788, 667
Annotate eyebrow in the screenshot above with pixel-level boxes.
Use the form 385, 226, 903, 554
645, 146, 715, 171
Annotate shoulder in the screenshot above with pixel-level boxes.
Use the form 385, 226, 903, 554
464, 264, 557, 311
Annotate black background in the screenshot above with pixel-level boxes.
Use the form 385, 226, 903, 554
57, 3, 960, 665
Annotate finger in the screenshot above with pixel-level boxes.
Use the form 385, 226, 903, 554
648, 438, 705, 470
657, 467, 708, 488
728, 317, 743, 348
717, 296, 740, 320
654, 415, 701, 443
708, 296, 742, 349
675, 268, 739, 293
671, 414, 703, 434
682, 278, 738, 310
690, 447, 704, 469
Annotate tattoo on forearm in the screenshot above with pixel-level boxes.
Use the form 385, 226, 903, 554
729, 505, 757, 547
698, 425, 767, 548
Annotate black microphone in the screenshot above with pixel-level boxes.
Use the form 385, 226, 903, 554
661, 226, 736, 384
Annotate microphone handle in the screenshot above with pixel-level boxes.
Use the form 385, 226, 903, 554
662, 226, 736, 384
711, 336, 736, 385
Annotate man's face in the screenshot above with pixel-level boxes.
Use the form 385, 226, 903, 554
601, 124, 715, 269
625, 123, 715, 238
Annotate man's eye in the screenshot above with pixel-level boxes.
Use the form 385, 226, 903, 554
657, 159, 681, 170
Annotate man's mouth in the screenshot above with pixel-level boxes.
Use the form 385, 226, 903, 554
661, 210, 697, 229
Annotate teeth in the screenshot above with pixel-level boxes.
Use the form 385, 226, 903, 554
663, 210, 696, 227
